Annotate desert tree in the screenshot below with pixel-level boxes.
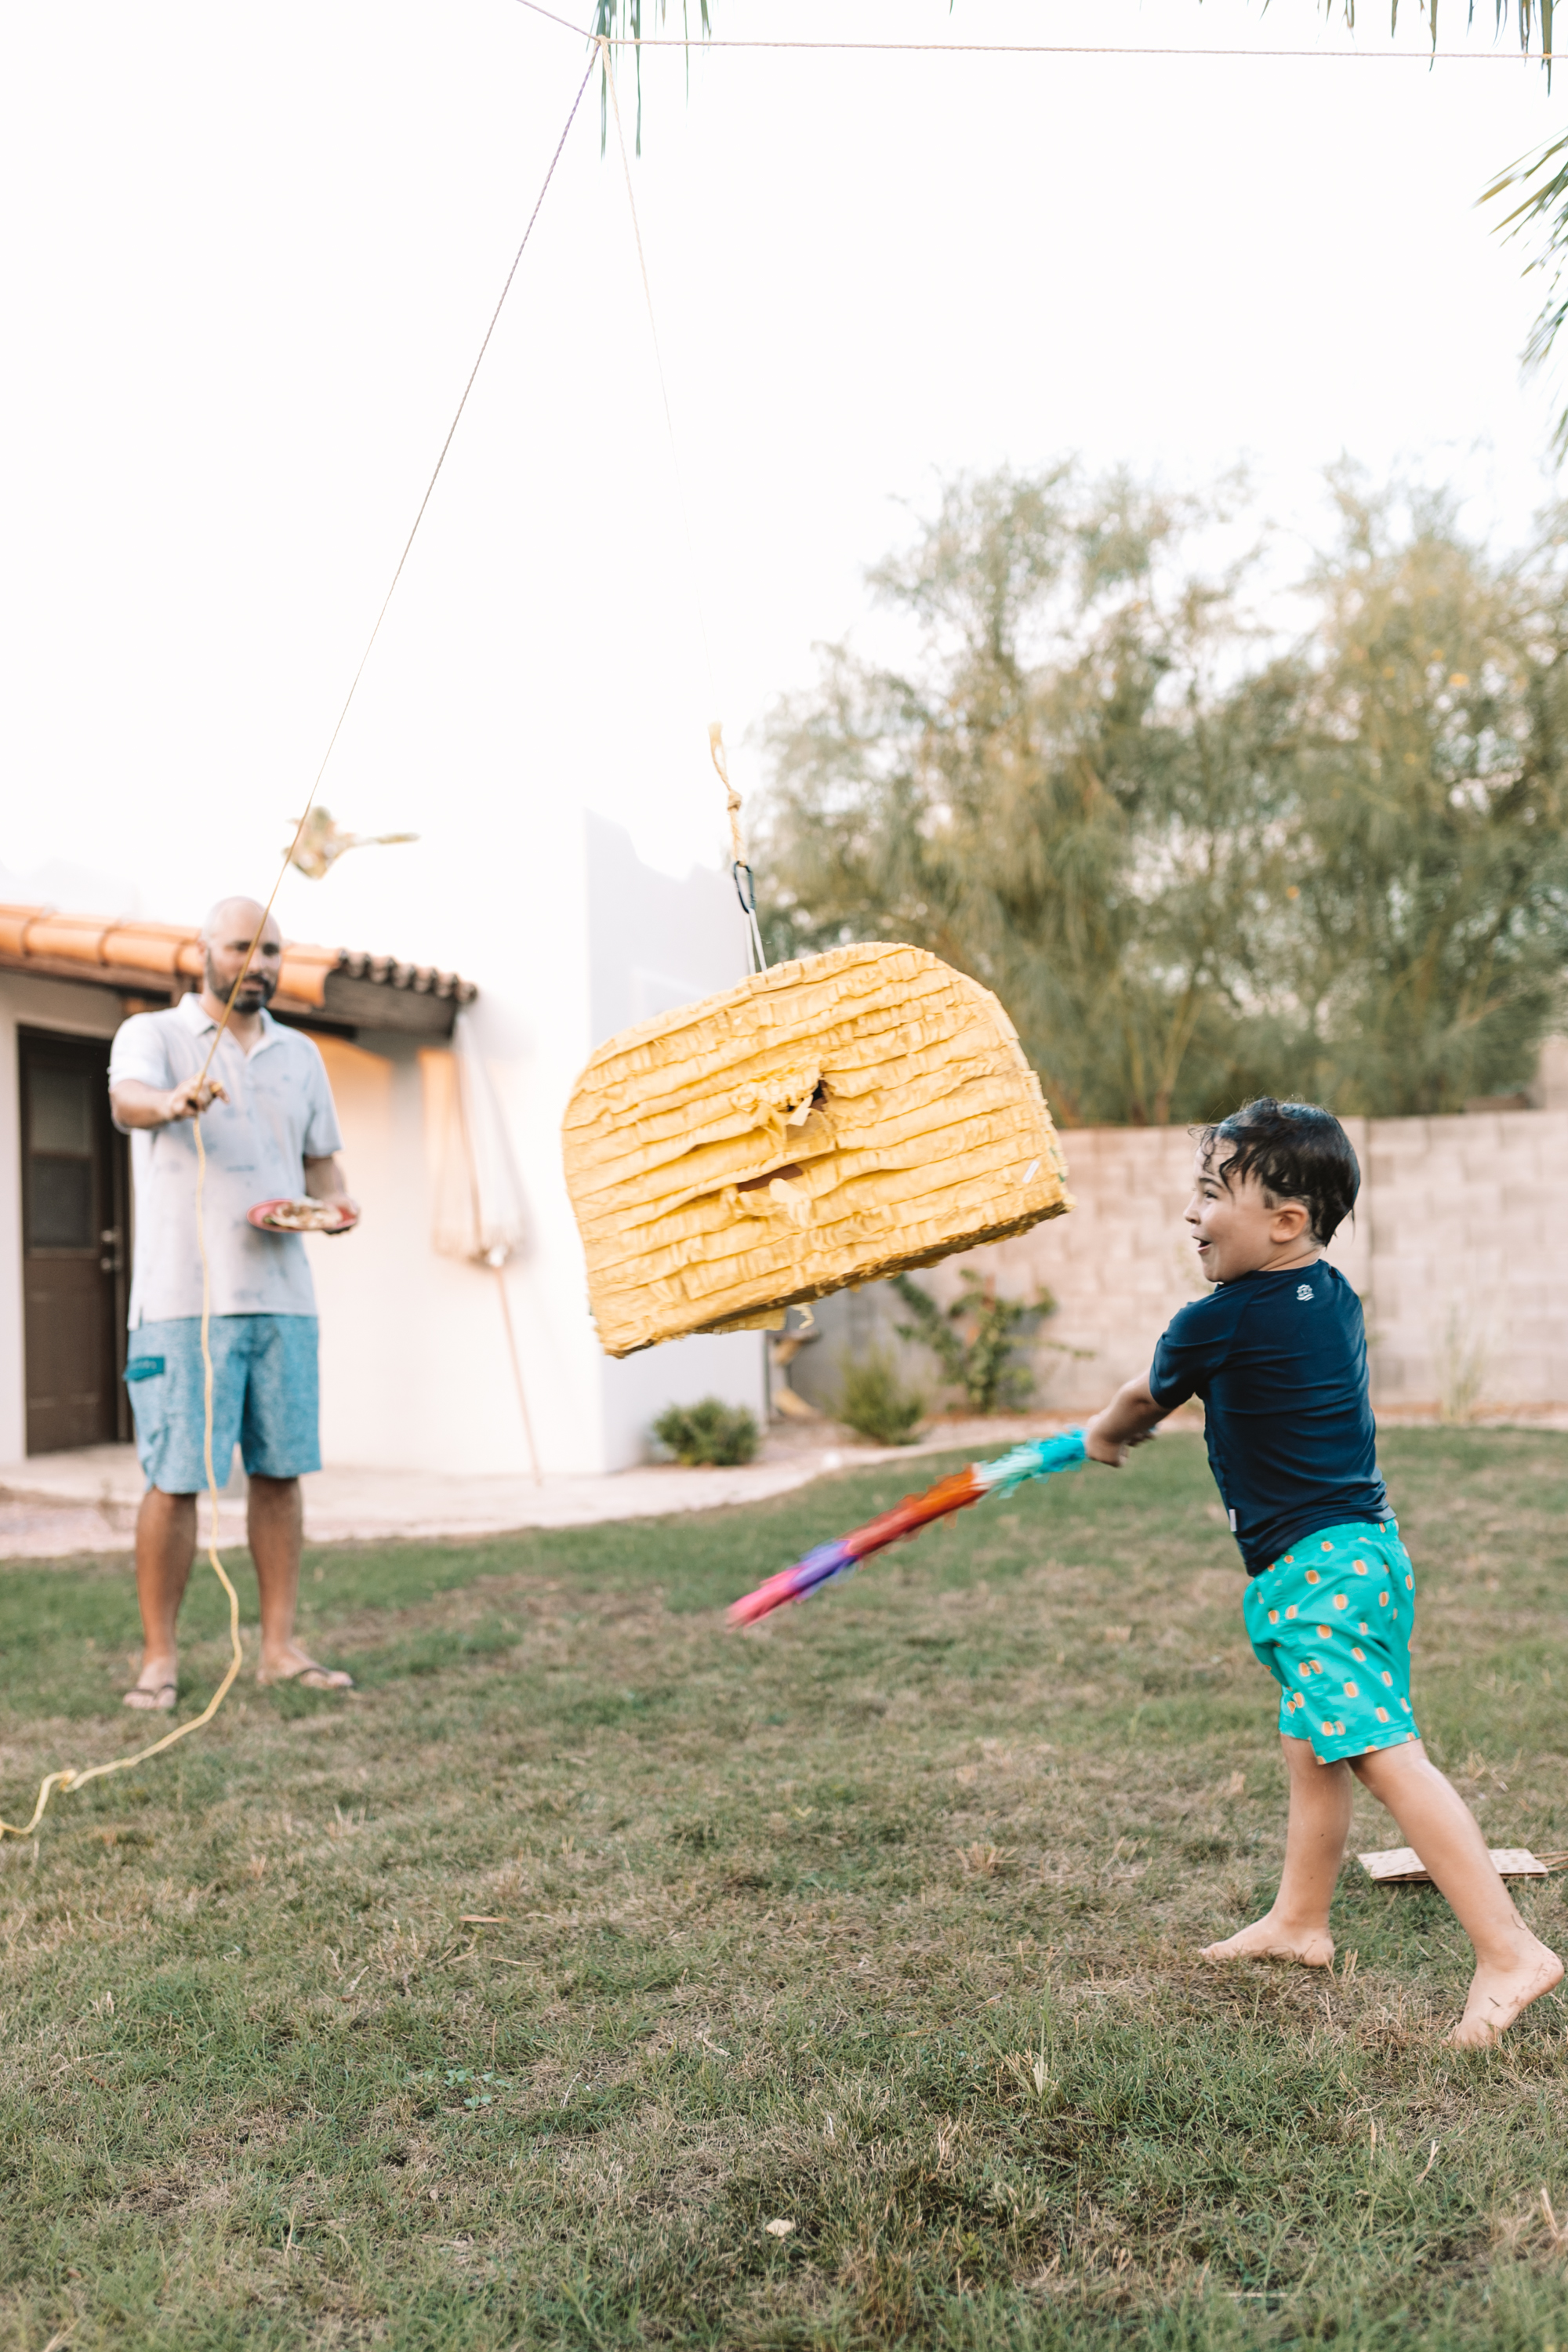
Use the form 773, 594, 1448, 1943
759, 462, 1568, 1121
759, 466, 1306, 1124
1282, 469, 1568, 1110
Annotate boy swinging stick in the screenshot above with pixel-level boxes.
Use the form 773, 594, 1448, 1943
1083, 1098, 1562, 2048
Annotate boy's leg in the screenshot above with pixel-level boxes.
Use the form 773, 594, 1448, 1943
1353, 1741, 1563, 2045
1202, 1734, 1348, 1965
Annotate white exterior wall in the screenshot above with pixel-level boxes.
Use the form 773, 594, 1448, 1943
299, 811, 764, 1476
584, 812, 768, 1469
299, 793, 610, 1476
2, 809, 764, 1476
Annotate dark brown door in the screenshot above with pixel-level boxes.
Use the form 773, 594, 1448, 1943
20, 1030, 129, 1453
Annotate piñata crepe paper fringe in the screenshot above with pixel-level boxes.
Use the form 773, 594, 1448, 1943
728, 1429, 1087, 1627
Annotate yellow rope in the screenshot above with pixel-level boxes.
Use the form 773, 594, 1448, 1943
0, 53, 597, 1844
0, 1125, 242, 1838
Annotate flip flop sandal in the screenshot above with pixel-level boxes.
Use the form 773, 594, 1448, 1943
122, 1682, 176, 1712
256, 1661, 354, 1692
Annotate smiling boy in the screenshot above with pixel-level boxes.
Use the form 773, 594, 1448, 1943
1083, 1098, 1561, 2046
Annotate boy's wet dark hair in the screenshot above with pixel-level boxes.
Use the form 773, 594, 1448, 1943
1198, 1098, 1359, 1245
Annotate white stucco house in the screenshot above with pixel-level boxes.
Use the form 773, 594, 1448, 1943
0, 814, 766, 1481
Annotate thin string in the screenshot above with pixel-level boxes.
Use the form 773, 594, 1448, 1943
520, 2, 1556, 60
194, 42, 601, 1101
454, 1029, 543, 1486
709, 723, 766, 975
0, 53, 597, 1845
0, 1145, 245, 1842
492, 1265, 544, 1487
601, 38, 767, 972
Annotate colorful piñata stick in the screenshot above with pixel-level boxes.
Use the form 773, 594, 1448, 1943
728, 1429, 1087, 1627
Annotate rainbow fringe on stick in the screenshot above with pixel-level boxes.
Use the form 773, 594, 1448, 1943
728, 1429, 1087, 1627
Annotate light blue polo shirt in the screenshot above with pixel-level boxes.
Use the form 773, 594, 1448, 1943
109, 993, 343, 1327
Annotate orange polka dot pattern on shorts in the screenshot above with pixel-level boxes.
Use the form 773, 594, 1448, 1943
1242, 1519, 1418, 1766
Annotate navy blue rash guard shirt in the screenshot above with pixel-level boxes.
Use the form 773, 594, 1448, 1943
1147, 1260, 1388, 1577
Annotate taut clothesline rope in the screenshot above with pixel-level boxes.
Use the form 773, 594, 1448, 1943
0, 51, 599, 1843
521, 1, 1558, 62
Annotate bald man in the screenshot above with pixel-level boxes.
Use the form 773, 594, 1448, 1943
108, 898, 358, 1709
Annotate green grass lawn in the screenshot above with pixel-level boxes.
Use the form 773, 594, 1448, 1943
2, 1428, 1567, 2350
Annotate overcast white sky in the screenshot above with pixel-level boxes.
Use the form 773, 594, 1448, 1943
1, 0, 1564, 969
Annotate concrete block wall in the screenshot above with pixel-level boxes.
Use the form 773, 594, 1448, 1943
1360, 1109, 1568, 1411
789, 1109, 1568, 1420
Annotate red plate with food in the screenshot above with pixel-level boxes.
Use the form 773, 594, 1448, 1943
247, 1197, 359, 1235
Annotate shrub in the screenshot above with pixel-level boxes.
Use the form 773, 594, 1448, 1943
891, 1270, 1054, 1414
833, 1348, 926, 1446
652, 1398, 760, 1468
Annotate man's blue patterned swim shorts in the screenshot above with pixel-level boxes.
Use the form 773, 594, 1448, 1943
1242, 1519, 1420, 1764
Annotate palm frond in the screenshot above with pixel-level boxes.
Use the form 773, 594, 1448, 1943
591, 0, 713, 154
1483, 129, 1568, 450
1324, 1, 1552, 50
589, 0, 1566, 456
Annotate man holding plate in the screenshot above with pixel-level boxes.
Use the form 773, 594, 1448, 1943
109, 896, 359, 1711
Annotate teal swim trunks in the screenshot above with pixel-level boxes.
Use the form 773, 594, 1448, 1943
1242, 1519, 1420, 1763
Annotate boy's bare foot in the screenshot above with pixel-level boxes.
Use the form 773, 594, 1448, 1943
1448, 1935, 1563, 2048
1201, 1915, 1335, 1967
123, 1658, 178, 1712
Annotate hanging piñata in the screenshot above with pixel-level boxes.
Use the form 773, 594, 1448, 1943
562, 942, 1072, 1358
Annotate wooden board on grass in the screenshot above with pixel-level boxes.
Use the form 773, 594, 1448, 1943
1359, 1846, 1554, 1884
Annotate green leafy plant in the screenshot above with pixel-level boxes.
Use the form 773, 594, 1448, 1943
652, 1397, 759, 1467
760, 463, 1568, 1122
833, 1348, 927, 1446
892, 1272, 1053, 1415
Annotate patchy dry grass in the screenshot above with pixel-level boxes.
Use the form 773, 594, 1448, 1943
1, 1429, 1567, 2347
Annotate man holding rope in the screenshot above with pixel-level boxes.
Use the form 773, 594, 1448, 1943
109, 898, 358, 1711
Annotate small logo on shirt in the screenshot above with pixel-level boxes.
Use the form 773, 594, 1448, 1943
1296, 1283, 1315, 1301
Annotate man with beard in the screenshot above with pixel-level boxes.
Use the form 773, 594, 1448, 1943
108, 897, 358, 1710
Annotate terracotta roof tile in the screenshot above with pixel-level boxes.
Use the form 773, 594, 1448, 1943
0, 903, 476, 1024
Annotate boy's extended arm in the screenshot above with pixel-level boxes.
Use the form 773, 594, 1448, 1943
1083, 1370, 1166, 1467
